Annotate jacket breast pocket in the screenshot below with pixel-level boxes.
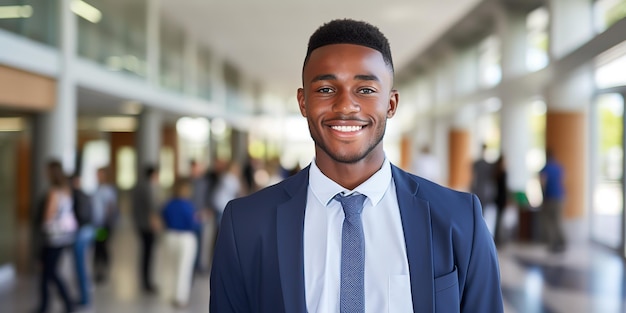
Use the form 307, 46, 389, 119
434, 267, 460, 313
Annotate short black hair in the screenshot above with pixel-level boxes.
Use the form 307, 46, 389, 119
304, 19, 394, 73
145, 165, 157, 179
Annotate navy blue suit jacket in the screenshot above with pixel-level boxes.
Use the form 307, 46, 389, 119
210, 164, 503, 312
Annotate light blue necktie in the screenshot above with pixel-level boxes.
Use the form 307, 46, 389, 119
335, 193, 367, 313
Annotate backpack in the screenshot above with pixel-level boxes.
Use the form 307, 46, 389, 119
72, 188, 93, 226
43, 190, 78, 246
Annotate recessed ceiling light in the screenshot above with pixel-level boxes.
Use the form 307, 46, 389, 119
0, 5, 33, 19
71, 0, 102, 24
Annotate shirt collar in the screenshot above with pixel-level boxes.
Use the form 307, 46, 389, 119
309, 158, 392, 207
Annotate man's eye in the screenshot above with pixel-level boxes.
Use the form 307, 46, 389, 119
318, 87, 334, 93
359, 88, 375, 94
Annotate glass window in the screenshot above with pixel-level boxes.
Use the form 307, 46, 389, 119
80, 139, 110, 194
595, 40, 626, 89
526, 7, 549, 71
159, 16, 184, 92
224, 62, 241, 111
478, 35, 501, 88
159, 146, 174, 188
592, 93, 624, 249
0, 0, 58, 46
197, 47, 213, 101
116, 146, 136, 190
594, 0, 626, 33
77, 0, 147, 78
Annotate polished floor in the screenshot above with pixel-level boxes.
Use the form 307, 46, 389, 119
1, 214, 625, 312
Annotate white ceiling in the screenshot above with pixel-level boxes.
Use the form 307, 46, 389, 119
161, 0, 482, 100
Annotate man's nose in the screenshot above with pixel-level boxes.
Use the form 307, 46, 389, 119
333, 90, 360, 114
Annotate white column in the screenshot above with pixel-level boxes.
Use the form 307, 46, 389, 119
40, 0, 78, 171
455, 46, 479, 96
497, 5, 531, 192
497, 7, 527, 79
500, 102, 531, 191
136, 109, 162, 176
549, 0, 594, 59
146, 0, 160, 86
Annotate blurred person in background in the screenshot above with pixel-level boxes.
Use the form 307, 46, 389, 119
92, 167, 118, 283
540, 149, 567, 253
493, 155, 508, 247
160, 177, 199, 308
132, 165, 161, 294
69, 173, 95, 307
189, 160, 211, 273
410, 144, 441, 184
34, 160, 77, 313
212, 160, 243, 229
241, 156, 256, 193
471, 143, 496, 214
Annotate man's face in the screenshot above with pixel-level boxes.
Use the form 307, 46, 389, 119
297, 44, 398, 164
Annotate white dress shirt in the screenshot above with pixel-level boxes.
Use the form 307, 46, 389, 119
304, 158, 413, 313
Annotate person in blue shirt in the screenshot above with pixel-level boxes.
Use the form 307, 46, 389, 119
161, 177, 199, 308
539, 149, 566, 253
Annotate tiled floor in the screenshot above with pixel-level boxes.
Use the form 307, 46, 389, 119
1, 218, 625, 312
498, 241, 626, 313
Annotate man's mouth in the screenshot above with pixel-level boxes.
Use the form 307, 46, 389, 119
330, 125, 363, 132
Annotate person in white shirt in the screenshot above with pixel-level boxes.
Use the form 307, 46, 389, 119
92, 167, 118, 283
210, 19, 503, 313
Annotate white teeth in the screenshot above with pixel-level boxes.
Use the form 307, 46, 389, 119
331, 125, 363, 132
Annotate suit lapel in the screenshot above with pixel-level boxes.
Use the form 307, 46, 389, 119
276, 167, 309, 312
392, 166, 434, 312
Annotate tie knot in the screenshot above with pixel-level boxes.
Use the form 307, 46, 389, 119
334, 193, 367, 217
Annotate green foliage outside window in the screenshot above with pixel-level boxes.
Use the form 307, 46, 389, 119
605, 0, 626, 28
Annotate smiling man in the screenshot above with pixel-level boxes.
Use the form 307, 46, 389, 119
210, 19, 504, 313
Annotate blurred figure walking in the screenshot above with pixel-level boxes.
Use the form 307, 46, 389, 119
70, 173, 95, 307
471, 143, 496, 213
189, 160, 211, 273
92, 167, 118, 283
34, 160, 77, 313
213, 160, 243, 229
161, 178, 199, 308
493, 155, 508, 246
540, 149, 567, 253
132, 165, 161, 294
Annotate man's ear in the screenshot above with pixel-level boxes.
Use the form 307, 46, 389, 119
297, 88, 307, 117
387, 90, 399, 118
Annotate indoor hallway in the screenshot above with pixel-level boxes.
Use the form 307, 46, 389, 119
1, 214, 625, 312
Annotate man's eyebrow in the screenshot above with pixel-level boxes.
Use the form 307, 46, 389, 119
311, 74, 336, 83
310, 74, 380, 83
354, 74, 380, 82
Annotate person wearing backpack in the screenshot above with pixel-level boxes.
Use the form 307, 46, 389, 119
34, 160, 77, 313
70, 173, 95, 307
